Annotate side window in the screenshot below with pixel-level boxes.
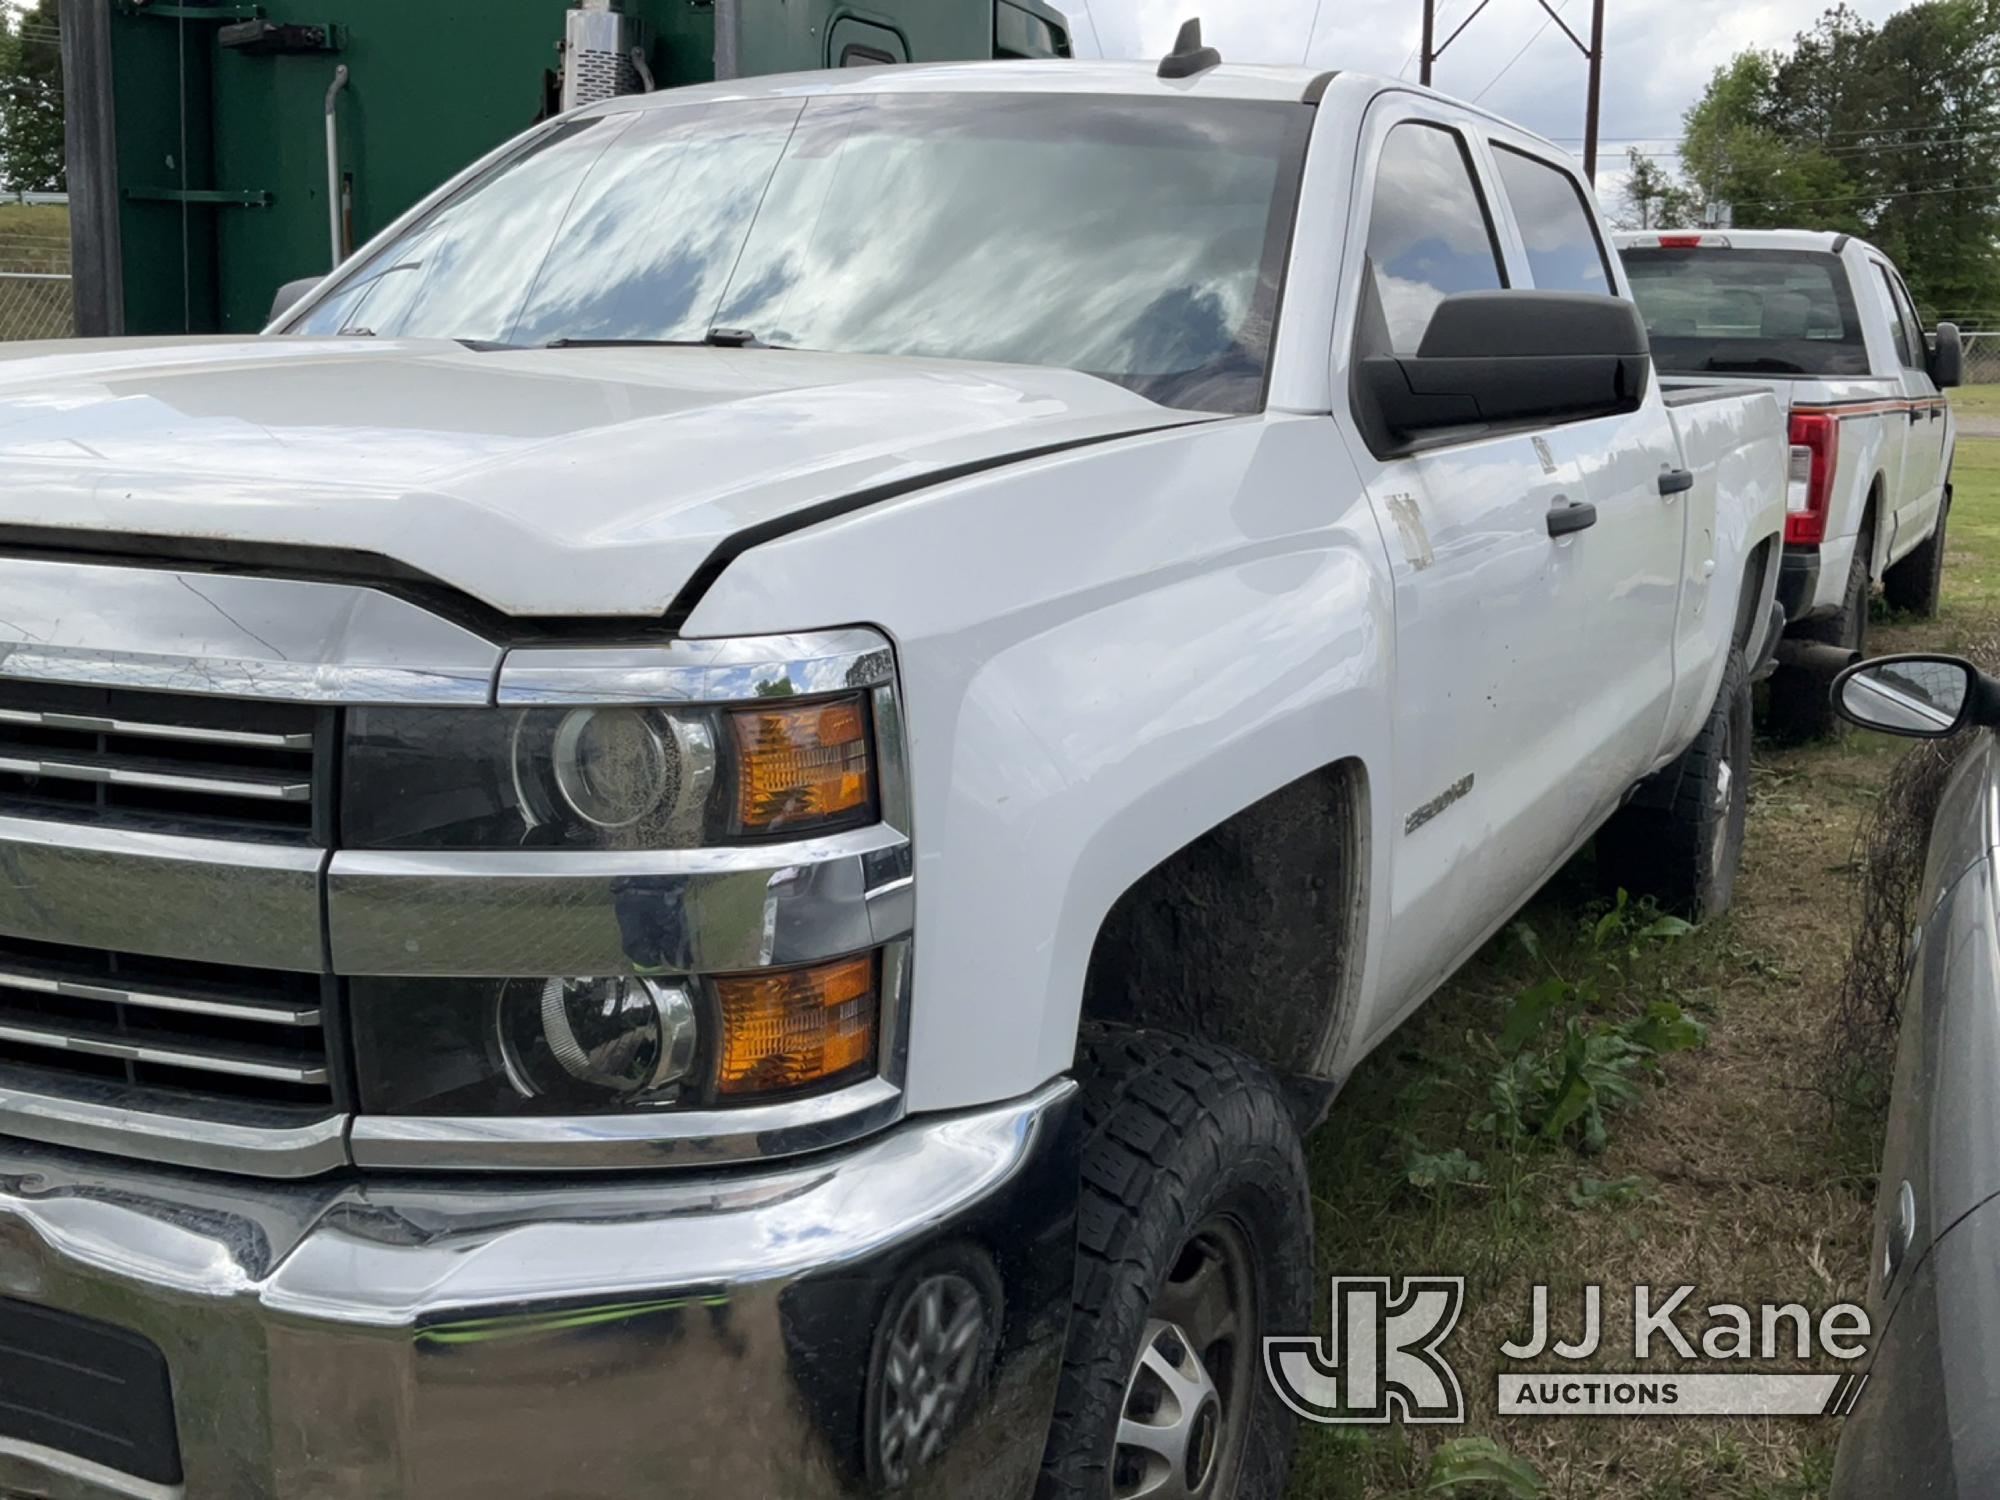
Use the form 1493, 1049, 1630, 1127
1873, 264, 1919, 368
1490, 145, 1613, 295
1358, 122, 1506, 356
1890, 272, 1930, 371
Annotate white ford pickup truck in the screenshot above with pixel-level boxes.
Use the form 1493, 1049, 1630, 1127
0, 48, 1785, 1500
1616, 229, 1963, 738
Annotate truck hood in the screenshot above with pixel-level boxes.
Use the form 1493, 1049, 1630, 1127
0, 337, 1206, 618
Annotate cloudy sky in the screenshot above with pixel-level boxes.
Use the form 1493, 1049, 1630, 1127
1068, 0, 1913, 210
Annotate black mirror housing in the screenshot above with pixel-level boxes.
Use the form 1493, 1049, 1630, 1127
1358, 291, 1651, 454
267, 276, 324, 327
1930, 320, 1964, 389
1832, 652, 2000, 739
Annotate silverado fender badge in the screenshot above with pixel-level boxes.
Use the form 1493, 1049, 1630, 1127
1404, 774, 1474, 836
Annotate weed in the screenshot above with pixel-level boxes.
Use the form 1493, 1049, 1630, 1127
1423, 1436, 1545, 1497
1472, 895, 1707, 1156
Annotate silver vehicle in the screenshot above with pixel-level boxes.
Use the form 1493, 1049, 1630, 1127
1829, 652, 2000, 1496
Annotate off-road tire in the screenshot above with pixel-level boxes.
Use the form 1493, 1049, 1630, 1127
1039, 1026, 1311, 1500
1766, 527, 1871, 743
1597, 647, 1752, 919
1882, 488, 1949, 618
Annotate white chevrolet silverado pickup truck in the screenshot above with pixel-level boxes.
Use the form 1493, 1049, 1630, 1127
1616, 229, 1963, 738
0, 47, 1786, 1500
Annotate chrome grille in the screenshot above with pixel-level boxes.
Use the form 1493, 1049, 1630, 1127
0, 681, 322, 839
0, 934, 333, 1110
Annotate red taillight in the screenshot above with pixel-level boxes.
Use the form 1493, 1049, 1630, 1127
1658, 234, 1704, 247
1786, 411, 1839, 544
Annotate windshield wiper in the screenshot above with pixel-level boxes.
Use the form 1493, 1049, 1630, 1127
540, 327, 788, 351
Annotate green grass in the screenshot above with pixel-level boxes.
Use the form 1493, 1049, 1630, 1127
1949, 383, 2000, 423
0, 201, 72, 342
0, 201, 69, 272
1287, 434, 2000, 1498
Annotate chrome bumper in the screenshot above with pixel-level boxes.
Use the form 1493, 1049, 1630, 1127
0, 1080, 1081, 1499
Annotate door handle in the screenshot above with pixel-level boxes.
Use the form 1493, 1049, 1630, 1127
1547, 499, 1597, 538
1909, 407, 1926, 424
1931, 405, 1943, 420
1658, 468, 1695, 496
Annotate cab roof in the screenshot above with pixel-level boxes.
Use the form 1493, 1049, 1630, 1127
576, 58, 1570, 157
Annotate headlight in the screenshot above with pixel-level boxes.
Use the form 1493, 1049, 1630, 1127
496, 975, 700, 1103
342, 694, 877, 849
349, 953, 881, 1116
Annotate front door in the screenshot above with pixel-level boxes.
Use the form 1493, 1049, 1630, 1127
1875, 260, 1942, 553
1335, 107, 1613, 1011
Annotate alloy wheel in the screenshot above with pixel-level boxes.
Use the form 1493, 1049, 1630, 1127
1113, 1216, 1258, 1499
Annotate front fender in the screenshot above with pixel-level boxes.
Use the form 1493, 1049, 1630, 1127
684, 414, 1396, 1111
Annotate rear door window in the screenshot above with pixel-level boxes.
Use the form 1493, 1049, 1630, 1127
1887, 268, 1929, 372
1358, 123, 1506, 356
1620, 246, 1869, 377
1873, 264, 1918, 366
1491, 145, 1612, 295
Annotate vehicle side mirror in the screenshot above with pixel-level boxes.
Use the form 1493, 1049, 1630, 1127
1832, 653, 1999, 738
267, 275, 323, 327
1929, 320, 1963, 389
1358, 291, 1651, 452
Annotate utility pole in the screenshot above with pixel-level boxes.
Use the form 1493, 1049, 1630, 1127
1582, 0, 1606, 184
1416, 0, 1608, 184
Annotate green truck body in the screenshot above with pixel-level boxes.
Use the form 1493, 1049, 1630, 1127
65, 0, 1070, 335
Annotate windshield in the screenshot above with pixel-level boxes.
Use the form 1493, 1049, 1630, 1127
1621, 247, 1869, 377
288, 93, 1310, 414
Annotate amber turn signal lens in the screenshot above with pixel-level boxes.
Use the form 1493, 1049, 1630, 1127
713, 953, 877, 1097
728, 695, 874, 834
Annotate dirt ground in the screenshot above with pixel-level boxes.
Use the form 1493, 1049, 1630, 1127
1285, 400, 1999, 1498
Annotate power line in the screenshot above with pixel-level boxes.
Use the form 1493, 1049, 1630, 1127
1621, 130, 2000, 163
1736, 179, 2000, 208
1565, 122, 2000, 146
1472, 0, 1567, 103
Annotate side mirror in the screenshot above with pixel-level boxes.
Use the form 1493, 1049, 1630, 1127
1358, 291, 1651, 452
1832, 653, 1997, 738
267, 275, 324, 327
1930, 321, 1963, 389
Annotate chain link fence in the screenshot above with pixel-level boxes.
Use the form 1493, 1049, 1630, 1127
0, 272, 73, 341
1961, 331, 2000, 388
0, 195, 72, 342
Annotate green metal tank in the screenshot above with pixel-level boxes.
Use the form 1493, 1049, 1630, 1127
63, 0, 1071, 336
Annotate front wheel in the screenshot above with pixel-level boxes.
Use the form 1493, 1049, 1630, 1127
1597, 648, 1752, 919
1040, 1026, 1311, 1500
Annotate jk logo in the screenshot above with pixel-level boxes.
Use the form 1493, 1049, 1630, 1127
1264, 1277, 1466, 1424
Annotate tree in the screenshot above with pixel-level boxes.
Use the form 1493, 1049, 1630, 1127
1679, 51, 1864, 236
1619, 148, 1700, 230
1657, 1, 2000, 319
0, 0, 63, 195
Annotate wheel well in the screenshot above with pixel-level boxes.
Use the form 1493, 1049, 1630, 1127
1863, 477, 1884, 573
1078, 759, 1368, 1080
1733, 536, 1773, 656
